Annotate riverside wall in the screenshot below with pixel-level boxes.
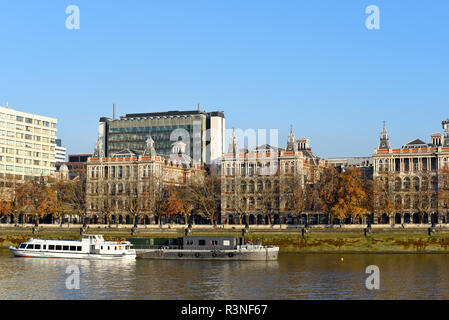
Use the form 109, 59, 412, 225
1, 223, 449, 253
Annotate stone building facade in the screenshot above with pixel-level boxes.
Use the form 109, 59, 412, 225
86, 136, 204, 224
372, 120, 449, 224
221, 129, 327, 225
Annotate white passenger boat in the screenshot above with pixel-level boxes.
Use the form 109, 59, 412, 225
9, 234, 136, 260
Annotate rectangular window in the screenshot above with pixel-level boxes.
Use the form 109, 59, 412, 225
63, 246, 69, 251
43, 245, 46, 250
35, 244, 41, 250
26, 244, 34, 249
223, 240, 230, 246
77, 246, 82, 251
56, 245, 62, 250
49, 245, 54, 250
19, 244, 27, 249
199, 240, 206, 246
70, 246, 76, 251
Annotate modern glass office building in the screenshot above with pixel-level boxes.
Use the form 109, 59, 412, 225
0, 104, 57, 180
98, 108, 225, 164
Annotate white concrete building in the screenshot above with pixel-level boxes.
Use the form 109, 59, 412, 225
55, 139, 67, 163
0, 103, 58, 179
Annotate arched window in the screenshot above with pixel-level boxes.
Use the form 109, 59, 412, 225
266, 181, 272, 190
431, 176, 438, 190
249, 181, 255, 193
421, 177, 429, 191
412, 177, 420, 191
403, 177, 410, 190
395, 177, 402, 191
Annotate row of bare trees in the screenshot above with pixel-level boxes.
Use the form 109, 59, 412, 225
281, 167, 372, 223
374, 166, 449, 224
87, 169, 222, 226
1, 165, 448, 226
0, 176, 87, 225
220, 166, 372, 225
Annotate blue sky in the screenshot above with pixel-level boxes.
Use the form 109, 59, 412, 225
0, 1, 448, 158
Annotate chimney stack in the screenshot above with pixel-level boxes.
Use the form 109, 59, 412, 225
113, 104, 116, 120
431, 133, 443, 147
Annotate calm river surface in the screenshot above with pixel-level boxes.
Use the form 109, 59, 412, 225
0, 248, 448, 299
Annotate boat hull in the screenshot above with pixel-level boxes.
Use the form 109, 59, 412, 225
137, 247, 279, 261
9, 247, 136, 260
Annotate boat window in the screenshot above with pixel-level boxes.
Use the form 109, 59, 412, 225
108, 246, 110, 250
115, 246, 117, 250
49, 245, 55, 250
70, 246, 76, 251
56, 245, 62, 250
77, 246, 82, 251
26, 244, 34, 249
223, 240, 230, 246
199, 240, 206, 246
35, 244, 41, 250
101, 246, 103, 250
19, 244, 26, 249
63, 246, 69, 251
43, 245, 46, 250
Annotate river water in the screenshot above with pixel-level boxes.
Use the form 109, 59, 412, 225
0, 248, 447, 299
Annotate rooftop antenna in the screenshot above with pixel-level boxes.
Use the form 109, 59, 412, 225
197, 103, 201, 112
113, 103, 116, 120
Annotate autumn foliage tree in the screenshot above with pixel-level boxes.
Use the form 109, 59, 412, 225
332, 168, 368, 224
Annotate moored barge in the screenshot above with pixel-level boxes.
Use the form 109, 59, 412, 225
130, 236, 279, 261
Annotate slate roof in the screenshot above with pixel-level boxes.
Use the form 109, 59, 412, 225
405, 138, 427, 146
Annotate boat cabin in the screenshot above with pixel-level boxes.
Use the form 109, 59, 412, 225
181, 236, 243, 250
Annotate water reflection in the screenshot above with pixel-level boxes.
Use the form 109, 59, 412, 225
0, 249, 448, 299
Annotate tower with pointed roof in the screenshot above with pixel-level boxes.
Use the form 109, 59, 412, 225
443, 119, 449, 147
228, 129, 238, 154
286, 125, 298, 152
378, 121, 391, 149
142, 135, 156, 156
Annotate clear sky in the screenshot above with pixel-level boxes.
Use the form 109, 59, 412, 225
0, 1, 448, 159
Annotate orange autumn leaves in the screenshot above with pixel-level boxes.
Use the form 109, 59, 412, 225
331, 168, 371, 222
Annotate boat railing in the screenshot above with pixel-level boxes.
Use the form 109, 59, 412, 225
133, 244, 183, 250
132, 244, 237, 251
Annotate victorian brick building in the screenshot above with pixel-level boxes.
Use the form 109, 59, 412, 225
86, 136, 204, 224
372, 120, 449, 224
221, 128, 327, 225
